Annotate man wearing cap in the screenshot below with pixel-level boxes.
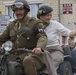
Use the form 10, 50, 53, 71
37, 5, 76, 75
0, 0, 48, 75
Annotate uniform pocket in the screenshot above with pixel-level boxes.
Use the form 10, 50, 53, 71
10, 29, 17, 41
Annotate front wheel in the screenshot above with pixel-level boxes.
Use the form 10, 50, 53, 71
59, 61, 72, 75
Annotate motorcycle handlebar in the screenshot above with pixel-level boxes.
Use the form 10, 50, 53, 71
10, 48, 43, 55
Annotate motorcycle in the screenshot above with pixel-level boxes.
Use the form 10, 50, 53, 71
0, 41, 45, 75
0, 27, 45, 75
0, 41, 30, 75
1, 26, 74, 75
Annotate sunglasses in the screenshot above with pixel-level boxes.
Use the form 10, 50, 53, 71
11, 2, 24, 11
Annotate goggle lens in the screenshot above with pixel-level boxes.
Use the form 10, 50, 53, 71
11, 2, 24, 10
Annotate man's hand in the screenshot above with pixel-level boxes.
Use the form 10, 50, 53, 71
32, 48, 42, 55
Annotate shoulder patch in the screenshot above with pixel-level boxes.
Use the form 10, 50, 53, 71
34, 28, 44, 35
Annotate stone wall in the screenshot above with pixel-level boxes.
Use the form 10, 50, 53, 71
43, 0, 76, 25
0, 0, 76, 25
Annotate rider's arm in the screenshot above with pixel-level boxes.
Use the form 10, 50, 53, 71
55, 21, 71, 36
69, 30, 76, 37
34, 21, 48, 51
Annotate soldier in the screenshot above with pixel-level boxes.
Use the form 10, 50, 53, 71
0, 0, 48, 75
37, 5, 76, 75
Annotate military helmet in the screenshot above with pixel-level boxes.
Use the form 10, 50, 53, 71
11, 0, 30, 12
37, 5, 53, 19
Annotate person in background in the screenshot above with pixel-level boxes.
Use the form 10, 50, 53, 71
61, 36, 71, 55
61, 36, 75, 55
37, 5, 76, 75
0, 1, 48, 75
68, 37, 75, 50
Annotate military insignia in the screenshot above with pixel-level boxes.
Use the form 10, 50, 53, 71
39, 10, 45, 14
35, 28, 44, 35
39, 10, 43, 14
38, 28, 44, 32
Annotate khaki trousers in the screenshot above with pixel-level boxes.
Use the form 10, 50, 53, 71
9, 52, 46, 75
23, 54, 45, 75
43, 49, 64, 75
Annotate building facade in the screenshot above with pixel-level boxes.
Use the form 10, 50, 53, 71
0, 0, 76, 26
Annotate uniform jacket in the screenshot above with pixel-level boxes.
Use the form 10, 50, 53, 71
0, 16, 48, 65
0, 16, 47, 49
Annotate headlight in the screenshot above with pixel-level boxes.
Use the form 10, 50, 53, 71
3, 41, 13, 51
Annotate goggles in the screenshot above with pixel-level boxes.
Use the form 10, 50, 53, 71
11, 2, 24, 11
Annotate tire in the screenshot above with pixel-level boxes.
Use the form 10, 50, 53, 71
59, 61, 72, 75
0, 64, 8, 75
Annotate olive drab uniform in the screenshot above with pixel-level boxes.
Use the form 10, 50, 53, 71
0, 16, 48, 75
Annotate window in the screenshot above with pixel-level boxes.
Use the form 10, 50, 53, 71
29, 4, 41, 17
5, 6, 14, 19
5, 3, 42, 19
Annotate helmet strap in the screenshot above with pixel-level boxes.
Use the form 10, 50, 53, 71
23, 8, 28, 18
